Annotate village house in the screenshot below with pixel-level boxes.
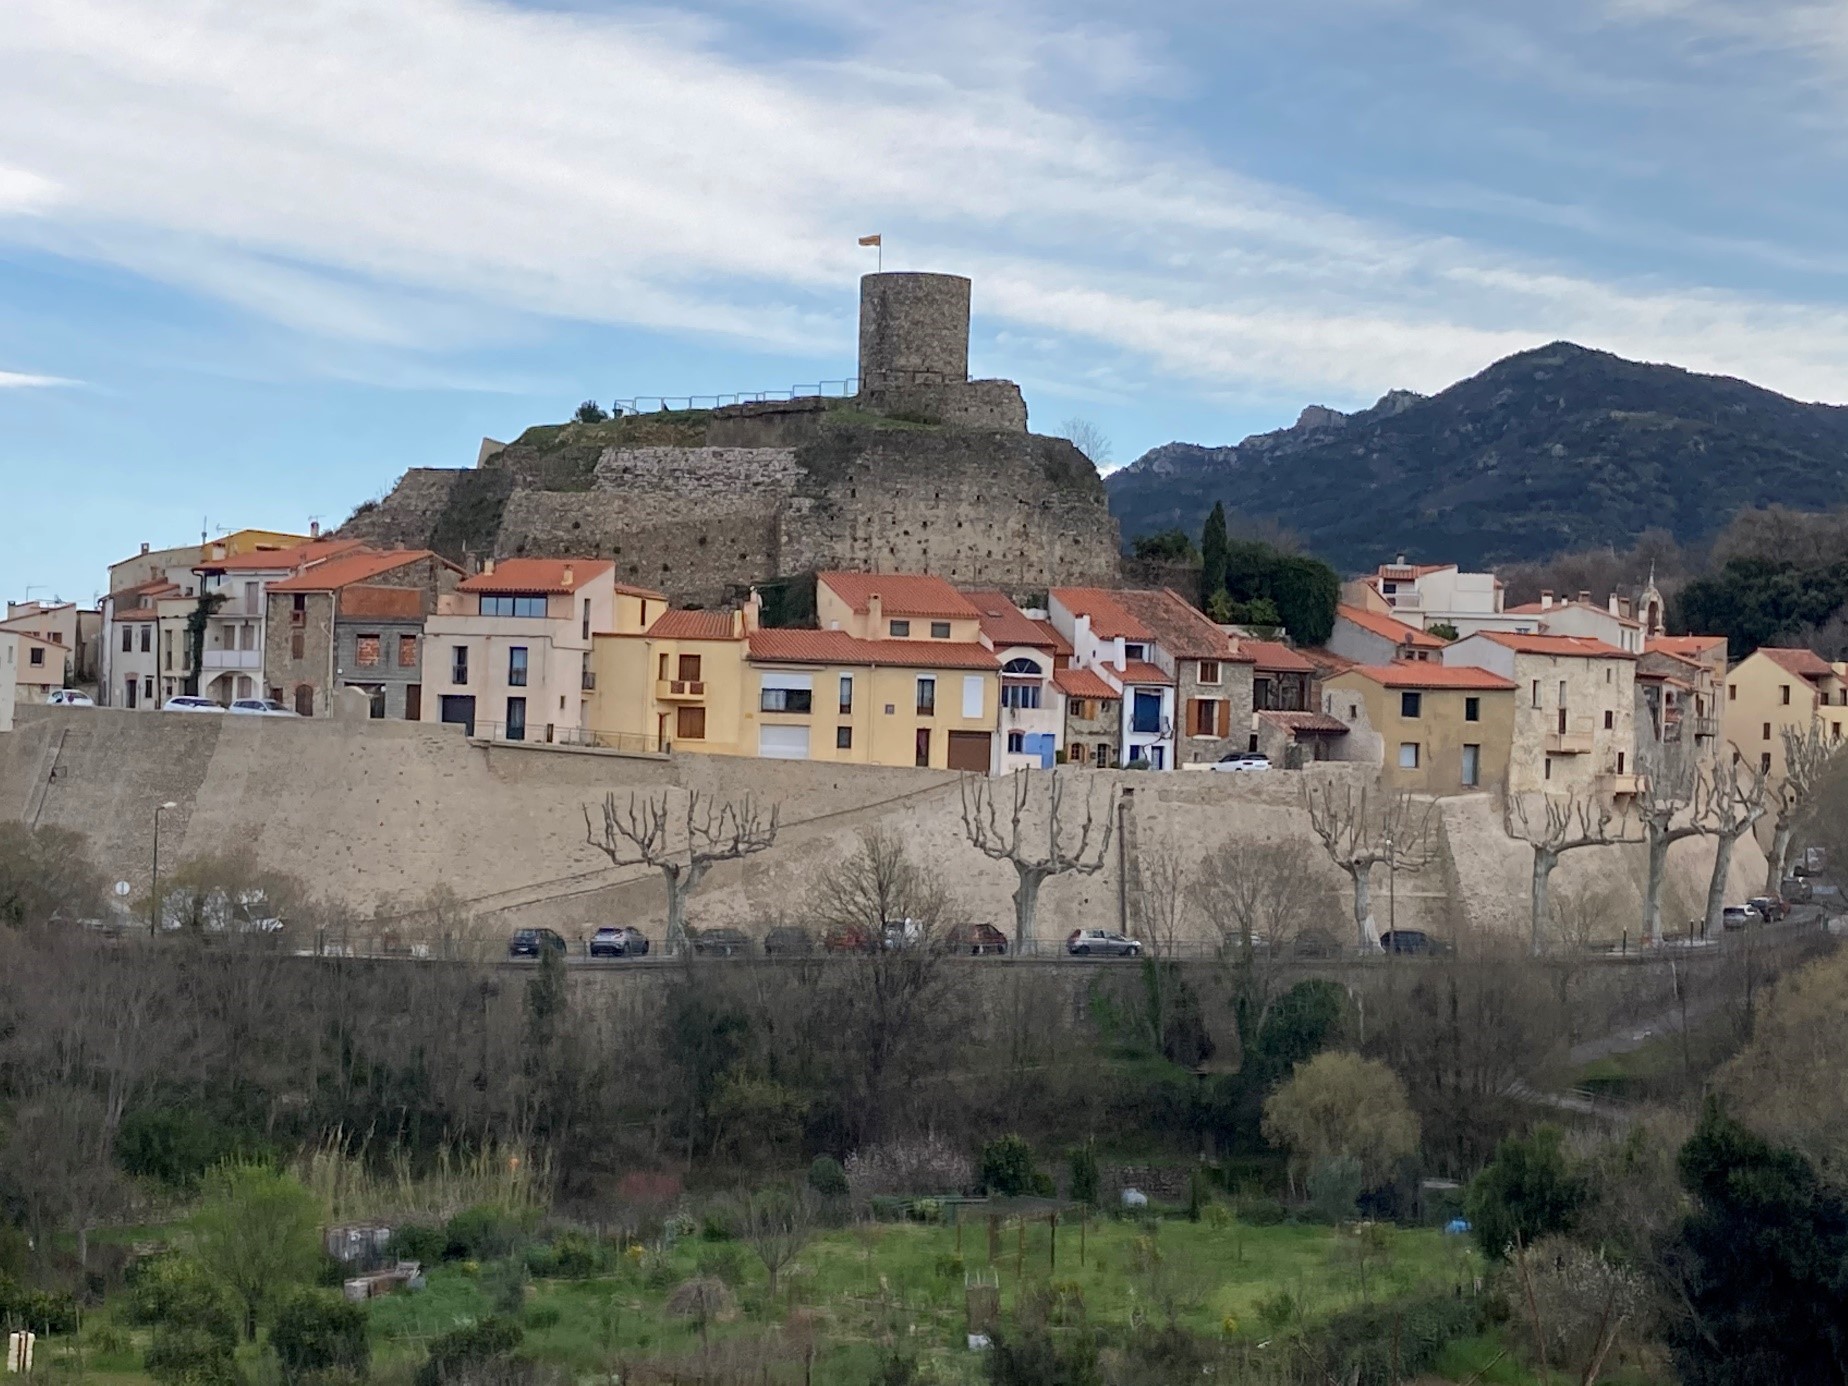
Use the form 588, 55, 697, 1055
101, 580, 170, 709
1443, 631, 1639, 799
191, 536, 368, 706
8, 630, 69, 704
263, 550, 463, 718
1342, 559, 1530, 636
1, 602, 100, 691
1322, 663, 1516, 795
1503, 591, 1645, 654
1245, 639, 1316, 714
422, 559, 664, 742
1723, 646, 1848, 780
1327, 604, 1449, 666
1055, 666, 1120, 768
962, 588, 1071, 772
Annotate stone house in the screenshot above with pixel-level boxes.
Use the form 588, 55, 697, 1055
196, 537, 371, 706
1054, 666, 1120, 768
1244, 640, 1316, 713
1328, 604, 1449, 666
1503, 591, 1645, 653
1322, 664, 1516, 795
1115, 588, 1255, 768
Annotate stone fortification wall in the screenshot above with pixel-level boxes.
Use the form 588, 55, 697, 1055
858, 272, 970, 389
860, 379, 1027, 432
343, 469, 465, 549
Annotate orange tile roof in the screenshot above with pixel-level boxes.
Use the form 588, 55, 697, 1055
962, 589, 1056, 648
1296, 646, 1358, 677
1030, 619, 1074, 657
1115, 588, 1244, 660
1758, 647, 1835, 680
1336, 604, 1450, 648
648, 610, 741, 640
1116, 660, 1173, 686
1470, 631, 1636, 659
1375, 562, 1456, 580
458, 558, 618, 595
1242, 639, 1315, 674
270, 550, 448, 592
1053, 667, 1117, 700
1051, 587, 1152, 642
820, 571, 981, 620
203, 538, 367, 572
1256, 710, 1351, 734
748, 629, 999, 670
1339, 663, 1517, 691
338, 585, 425, 620
1649, 634, 1726, 659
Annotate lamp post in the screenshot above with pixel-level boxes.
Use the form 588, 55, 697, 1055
1385, 830, 1397, 945
150, 800, 178, 937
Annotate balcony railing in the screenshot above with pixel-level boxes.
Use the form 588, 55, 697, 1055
1544, 728, 1594, 755
656, 679, 706, 700
201, 649, 262, 670
581, 670, 597, 691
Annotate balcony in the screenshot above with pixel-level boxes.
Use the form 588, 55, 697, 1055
581, 670, 597, 691
1600, 772, 1643, 797
1689, 716, 1718, 739
201, 649, 262, 670
1544, 728, 1594, 755
656, 679, 706, 700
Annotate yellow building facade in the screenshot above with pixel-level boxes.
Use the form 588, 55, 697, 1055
1323, 664, 1517, 796
1724, 646, 1848, 783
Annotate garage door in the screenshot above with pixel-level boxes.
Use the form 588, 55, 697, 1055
947, 730, 992, 772
759, 725, 811, 760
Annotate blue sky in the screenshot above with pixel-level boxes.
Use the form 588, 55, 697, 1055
8, 0, 1848, 603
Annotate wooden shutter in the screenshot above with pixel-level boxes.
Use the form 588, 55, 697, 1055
1216, 700, 1231, 739
1186, 698, 1202, 737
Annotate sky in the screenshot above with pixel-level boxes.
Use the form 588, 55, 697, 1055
8, 0, 1848, 604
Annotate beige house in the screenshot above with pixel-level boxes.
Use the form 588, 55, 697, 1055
1444, 631, 1638, 798
1328, 604, 1449, 665
1322, 663, 1516, 795
1503, 592, 1645, 654
1342, 559, 1529, 636
1723, 646, 1848, 781
0, 634, 15, 731
10, 631, 66, 704
421, 558, 665, 742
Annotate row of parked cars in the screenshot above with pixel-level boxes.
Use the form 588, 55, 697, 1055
1720, 894, 1796, 930
508, 920, 1016, 960
46, 689, 300, 715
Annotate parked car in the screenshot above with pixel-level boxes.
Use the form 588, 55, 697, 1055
948, 922, 1009, 956
1794, 847, 1827, 877
1211, 751, 1272, 772
587, 925, 649, 958
228, 698, 299, 717
1782, 877, 1814, 905
508, 927, 568, 958
1291, 928, 1343, 959
47, 689, 94, 707
1066, 928, 1141, 957
1748, 894, 1791, 922
822, 924, 879, 954
1721, 905, 1757, 931
1380, 929, 1447, 955
162, 695, 225, 713
690, 926, 753, 957
882, 918, 925, 950
761, 925, 815, 956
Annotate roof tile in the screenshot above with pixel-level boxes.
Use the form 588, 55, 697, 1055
1336, 604, 1450, 648
1338, 663, 1518, 691
748, 629, 998, 670
270, 550, 449, 592
203, 538, 368, 572
1470, 631, 1636, 659
820, 571, 981, 620
961, 588, 1057, 649
458, 558, 620, 595
1241, 638, 1315, 673
1053, 667, 1117, 699
648, 609, 741, 640
1758, 646, 1836, 680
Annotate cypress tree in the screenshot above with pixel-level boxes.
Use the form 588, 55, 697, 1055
1200, 502, 1229, 608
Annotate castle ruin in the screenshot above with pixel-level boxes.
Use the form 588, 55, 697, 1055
344, 273, 1119, 606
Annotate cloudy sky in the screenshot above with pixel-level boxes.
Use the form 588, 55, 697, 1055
6, 0, 1848, 602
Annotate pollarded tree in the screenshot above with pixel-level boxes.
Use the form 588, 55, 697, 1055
960, 769, 1117, 951
1634, 740, 1709, 946
1764, 721, 1843, 893
583, 789, 779, 952
1703, 754, 1768, 936
1303, 783, 1436, 949
1505, 790, 1638, 956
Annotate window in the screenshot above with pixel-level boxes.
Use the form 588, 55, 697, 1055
290, 593, 306, 627
839, 674, 853, 714
244, 581, 258, 613
1097, 743, 1112, 767
1070, 698, 1090, 720
915, 729, 931, 767
1190, 699, 1222, 737
144, 676, 154, 699
1545, 756, 1553, 781
1125, 643, 1146, 660
398, 634, 417, 667
508, 647, 528, 687
582, 598, 590, 640
121, 625, 133, 653
658, 653, 669, 680
1465, 696, 1480, 722
1001, 682, 1041, 709
1461, 743, 1480, 787
1400, 691, 1422, 718
164, 630, 174, 670
889, 619, 911, 637
1131, 689, 1162, 734
1070, 742, 1088, 765
760, 687, 812, 713
1558, 679, 1567, 708
479, 594, 547, 618
28, 647, 43, 667
930, 621, 951, 639
1603, 709, 1614, 730
916, 676, 936, 714
1398, 742, 1420, 769
1762, 751, 1772, 773
665, 653, 698, 684
1531, 680, 1541, 708
836, 725, 853, 749
1763, 722, 1772, 741
1728, 683, 1737, 701
451, 646, 469, 684
1836, 723, 1843, 742
1007, 731, 1025, 754
355, 635, 382, 668
1617, 751, 1626, 774
1782, 684, 1792, 705
676, 705, 706, 740
1198, 660, 1221, 685
1606, 667, 1612, 683
290, 632, 304, 661
505, 696, 526, 742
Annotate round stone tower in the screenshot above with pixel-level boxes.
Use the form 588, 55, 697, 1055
857, 272, 970, 390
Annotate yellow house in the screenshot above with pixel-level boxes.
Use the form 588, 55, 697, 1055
1724, 646, 1848, 781
589, 610, 752, 754
816, 571, 984, 644
1322, 663, 1516, 795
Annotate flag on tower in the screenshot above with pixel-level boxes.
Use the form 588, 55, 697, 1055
857, 234, 881, 246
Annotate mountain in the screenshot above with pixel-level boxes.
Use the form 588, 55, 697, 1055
1107, 343, 1848, 573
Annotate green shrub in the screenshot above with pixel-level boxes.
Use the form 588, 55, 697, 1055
522, 1303, 561, 1331
116, 1108, 248, 1191
444, 1206, 523, 1261
807, 1155, 849, 1199
0, 1277, 78, 1335
1312, 1292, 1481, 1385
869, 1196, 906, 1222
125, 1258, 239, 1344
698, 1209, 735, 1242
1067, 1144, 1100, 1207
979, 1135, 1039, 1197
530, 1230, 607, 1279
694, 1245, 747, 1287
1237, 1196, 1288, 1226
145, 1323, 243, 1386
415, 1317, 524, 1386
270, 1291, 369, 1381
385, 1224, 447, 1265
1467, 1126, 1587, 1260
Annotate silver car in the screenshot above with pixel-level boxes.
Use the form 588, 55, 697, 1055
162, 696, 224, 713
1066, 928, 1142, 957
228, 698, 299, 717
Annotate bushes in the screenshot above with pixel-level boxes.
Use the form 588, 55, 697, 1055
807, 1155, 848, 1200
116, 1108, 252, 1191
980, 1136, 1049, 1198
444, 1206, 526, 1261
1467, 1126, 1587, 1260
145, 1324, 243, 1386
844, 1133, 973, 1197
270, 1291, 370, 1380
1307, 1156, 1364, 1224
416, 1317, 524, 1386
127, 1258, 240, 1341
0, 1276, 78, 1334
1068, 1144, 1100, 1207
523, 1229, 611, 1280
385, 1224, 447, 1266
1311, 1292, 1481, 1386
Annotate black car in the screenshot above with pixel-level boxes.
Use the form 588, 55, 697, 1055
690, 927, 753, 957
1379, 929, 1446, 956
762, 926, 814, 956
509, 927, 568, 959
588, 925, 650, 958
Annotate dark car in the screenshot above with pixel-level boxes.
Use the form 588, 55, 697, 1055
1379, 929, 1447, 956
690, 926, 753, 957
948, 922, 1009, 956
1782, 877, 1814, 905
508, 927, 568, 959
1748, 895, 1791, 922
588, 925, 649, 958
1066, 929, 1141, 958
1721, 905, 1757, 931
763, 926, 815, 956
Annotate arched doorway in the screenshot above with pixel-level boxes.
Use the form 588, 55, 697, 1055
294, 684, 315, 717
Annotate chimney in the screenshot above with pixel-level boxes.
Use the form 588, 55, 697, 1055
1540, 590, 1553, 609
1619, 596, 1633, 619
140, 542, 150, 556
310, 520, 321, 539
562, 563, 574, 587
482, 557, 496, 575
741, 590, 762, 634
1608, 593, 1620, 616
1578, 589, 1591, 606
867, 593, 884, 635
1395, 553, 1406, 565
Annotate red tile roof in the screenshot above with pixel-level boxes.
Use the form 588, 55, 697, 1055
648, 610, 741, 640
748, 630, 998, 670
458, 558, 618, 595
1469, 631, 1636, 659
1256, 710, 1351, 735
338, 585, 425, 620
1649, 634, 1727, 659
1336, 604, 1450, 649
1374, 562, 1456, 581
203, 539, 367, 572
1053, 667, 1117, 700
1339, 663, 1517, 691
1050, 587, 1152, 641
1242, 639, 1315, 673
270, 550, 448, 592
1116, 660, 1173, 686
1030, 619, 1074, 657
819, 571, 980, 620
1116, 588, 1245, 660
962, 589, 1056, 649
1296, 646, 1357, 677
1758, 647, 1836, 679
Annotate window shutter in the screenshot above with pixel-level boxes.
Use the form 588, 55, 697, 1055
1217, 700, 1230, 739
1186, 698, 1200, 736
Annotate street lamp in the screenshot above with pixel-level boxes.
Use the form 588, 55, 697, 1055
150, 800, 178, 937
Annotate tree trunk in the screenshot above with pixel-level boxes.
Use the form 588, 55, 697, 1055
1012, 868, 1048, 953
1766, 818, 1793, 896
1531, 850, 1557, 957
1348, 864, 1377, 949
665, 873, 688, 953
1705, 829, 1738, 937
1644, 826, 1670, 946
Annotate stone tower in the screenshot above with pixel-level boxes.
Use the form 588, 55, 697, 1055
858, 272, 971, 389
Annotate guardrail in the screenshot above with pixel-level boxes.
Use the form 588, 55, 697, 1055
466, 719, 664, 757
609, 379, 861, 414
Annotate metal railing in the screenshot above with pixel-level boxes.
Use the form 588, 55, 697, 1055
464, 719, 665, 757
608, 379, 860, 414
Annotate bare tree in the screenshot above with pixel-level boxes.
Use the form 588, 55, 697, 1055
1304, 783, 1437, 949
1764, 722, 1842, 893
734, 1185, 817, 1300
1055, 417, 1112, 468
1703, 754, 1769, 935
1505, 791, 1639, 956
1633, 741, 1708, 945
961, 770, 1117, 952
584, 790, 779, 951
1194, 837, 1325, 960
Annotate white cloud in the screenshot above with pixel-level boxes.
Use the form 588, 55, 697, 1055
6, 0, 1848, 405
0, 370, 75, 388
